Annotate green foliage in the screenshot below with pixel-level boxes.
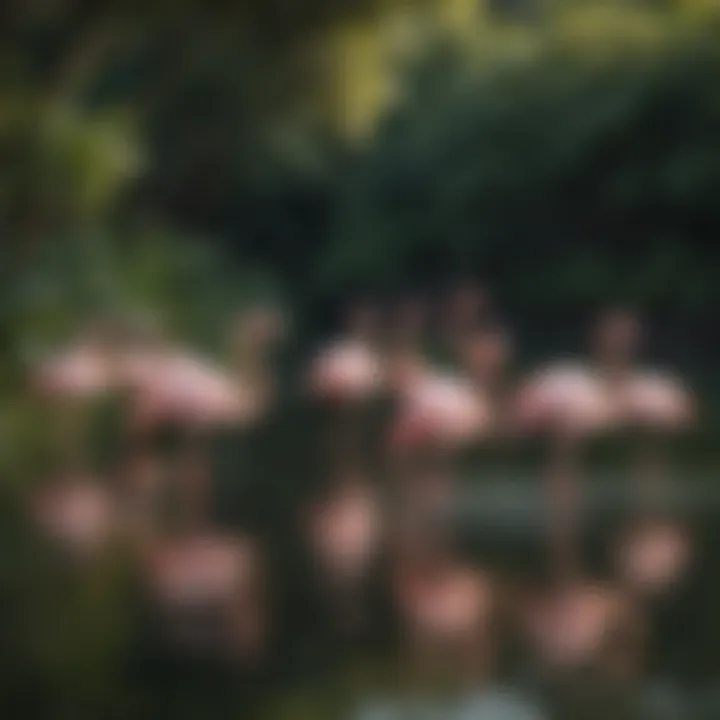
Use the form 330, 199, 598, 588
4, 228, 276, 364
323, 23, 720, 312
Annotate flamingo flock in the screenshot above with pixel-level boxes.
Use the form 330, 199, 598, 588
24, 290, 699, 692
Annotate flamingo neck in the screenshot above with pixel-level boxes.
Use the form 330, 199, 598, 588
594, 356, 634, 383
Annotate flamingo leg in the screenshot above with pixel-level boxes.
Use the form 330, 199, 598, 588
178, 427, 212, 529
53, 400, 89, 474
119, 407, 167, 536
634, 430, 667, 514
546, 430, 583, 588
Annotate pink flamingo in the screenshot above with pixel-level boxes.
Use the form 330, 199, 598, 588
309, 298, 386, 404
614, 520, 693, 599
227, 304, 287, 410
32, 322, 121, 472
143, 532, 267, 662
590, 309, 695, 491
514, 361, 617, 438
127, 350, 259, 429
309, 339, 384, 404
305, 471, 382, 631
383, 302, 495, 534
308, 300, 386, 470
392, 539, 498, 682
513, 359, 619, 585
390, 368, 493, 451
35, 344, 114, 400
521, 580, 645, 682
121, 344, 260, 527
31, 475, 118, 561
456, 324, 516, 446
